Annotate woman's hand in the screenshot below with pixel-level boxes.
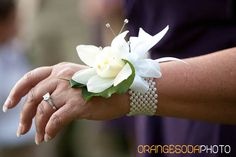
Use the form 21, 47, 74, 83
2, 62, 130, 144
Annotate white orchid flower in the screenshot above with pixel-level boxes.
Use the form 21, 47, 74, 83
72, 26, 169, 94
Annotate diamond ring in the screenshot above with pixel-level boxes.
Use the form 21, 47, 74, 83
43, 92, 57, 110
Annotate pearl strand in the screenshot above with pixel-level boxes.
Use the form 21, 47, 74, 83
127, 78, 158, 116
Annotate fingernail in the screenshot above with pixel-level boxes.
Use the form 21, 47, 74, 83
16, 123, 23, 137
2, 105, 8, 113
35, 135, 41, 145
35, 138, 39, 145
44, 134, 51, 142
2, 98, 11, 112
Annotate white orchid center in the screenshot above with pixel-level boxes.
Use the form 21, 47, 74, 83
95, 47, 125, 78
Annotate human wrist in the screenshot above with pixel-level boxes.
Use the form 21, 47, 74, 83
86, 92, 130, 119
69, 21, 184, 118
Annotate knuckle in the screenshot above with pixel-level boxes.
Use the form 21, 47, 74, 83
37, 103, 45, 117
55, 78, 60, 86
57, 62, 69, 66
24, 71, 33, 82
26, 88, 36, 104
23, 70, 36, 88
56, 67, 74, 77
51, 114, 62, 128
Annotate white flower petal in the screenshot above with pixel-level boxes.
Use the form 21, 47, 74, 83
111, 31, 129, 58
156, 57, 187, 64
129, 36, 141, 52
111, 31, 129, 48
76, 45, 100, 67
113, 63, 132, 86
138, 27, 153, 39
72, 68, 96, 84
135, 59, 161, 78
87, 75, 114, 93
131, 26, 169, 58
130, 75, 149, 93
126, 52, 139, 65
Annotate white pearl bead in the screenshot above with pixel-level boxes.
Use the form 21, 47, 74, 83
127, 79, 158, 116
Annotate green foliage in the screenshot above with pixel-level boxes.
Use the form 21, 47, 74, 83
69, 79, 86, 88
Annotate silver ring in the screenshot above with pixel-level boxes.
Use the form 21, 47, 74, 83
43, 92, 57, 110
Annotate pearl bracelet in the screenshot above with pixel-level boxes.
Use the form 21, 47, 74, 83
127, 78, 158, 116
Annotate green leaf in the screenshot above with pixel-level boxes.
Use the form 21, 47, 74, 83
69, 79, 86, 88
115, 60, 135, 94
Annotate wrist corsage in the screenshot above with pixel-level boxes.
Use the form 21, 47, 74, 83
70, 20, 183, 115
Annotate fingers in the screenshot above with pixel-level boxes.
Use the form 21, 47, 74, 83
35, 101, 54, 145
3, 66, 52, 111
17, 78, 58, 136
34, 91, 65, 145
44, 103, 78, 142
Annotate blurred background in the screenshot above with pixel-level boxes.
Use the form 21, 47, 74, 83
0, 0, 135, 157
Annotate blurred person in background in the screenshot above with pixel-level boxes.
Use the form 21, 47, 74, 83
0, 0, 35, 156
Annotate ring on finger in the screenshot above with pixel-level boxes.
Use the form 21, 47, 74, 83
43, 92, 57, 110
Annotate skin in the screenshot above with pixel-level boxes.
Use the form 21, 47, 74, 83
2, 47, 236, 145
157, 47, 236, 123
